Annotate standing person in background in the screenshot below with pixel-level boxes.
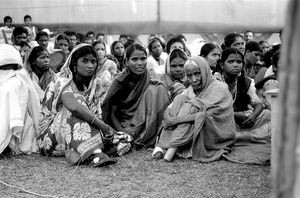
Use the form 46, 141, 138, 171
200, 43, 221, 71
146, 37, 168, 79
24, 15, 38, 41
0, 16, 14, 31
111, 40, 126, 72
244, 30, 254, 43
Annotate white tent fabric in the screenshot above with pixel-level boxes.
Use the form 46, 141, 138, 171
0, 0, 288, 34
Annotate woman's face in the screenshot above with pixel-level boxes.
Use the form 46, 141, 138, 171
151, 40, 163, 58
222, 53, 243, 76
170, 56, 186, 80
35, 50, 50, 71
261, 42, 270, 54
20, 45, 30, 59
126, 49, 147, 76
113, 42, 125, 57
185, 62, 202, 92
94, 43, 106, 59
230, 37, 245, 54
76, 53, 97, 78
57, 39, 69, 52
205, 48, 220, 69
170, 42, 184, 52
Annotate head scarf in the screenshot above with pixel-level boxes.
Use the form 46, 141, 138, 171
165, 48, 188, 79
185, 56, 213, 96
0, 44, 22, 68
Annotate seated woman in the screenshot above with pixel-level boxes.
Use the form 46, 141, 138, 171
160, 48, 189, 100
214, 48, 271, 138
38, 44, 132, 167
24, 46, 55, 100
152, 56, 236, 162
111, 41, 126, 72
200, 43, 221, 71
255, 50, 280, 110
54, 33, 70, 54
146, 37, 168, 79
102, 43, 171, 148
0, 44, 40, 155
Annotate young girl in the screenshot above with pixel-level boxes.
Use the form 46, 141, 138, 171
214, 48, 271, 138
111, 41, 125, 72
24, 46, 55, 100
200, 43, 221, 71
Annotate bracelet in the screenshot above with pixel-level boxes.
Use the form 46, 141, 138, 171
91, 115, 96, 125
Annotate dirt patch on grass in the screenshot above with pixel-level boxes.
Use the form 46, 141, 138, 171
0, 149, 270, 198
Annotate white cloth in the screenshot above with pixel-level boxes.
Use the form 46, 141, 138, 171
146, 52, 168, 75
0, 44, 40, 154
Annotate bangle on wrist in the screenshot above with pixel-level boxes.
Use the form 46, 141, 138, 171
91, 115, 96, 125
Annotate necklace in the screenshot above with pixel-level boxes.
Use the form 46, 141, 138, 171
221, 74, 238, 102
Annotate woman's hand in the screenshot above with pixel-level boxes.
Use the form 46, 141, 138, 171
241, 114, 256, 128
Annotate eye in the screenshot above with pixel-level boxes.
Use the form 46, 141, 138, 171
141, 57, 147, 61
131, 57, 138, 61
236, 60, 242, 64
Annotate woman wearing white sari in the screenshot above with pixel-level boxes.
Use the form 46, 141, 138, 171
0, 44, 40, 155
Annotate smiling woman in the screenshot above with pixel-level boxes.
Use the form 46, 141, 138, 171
102, 43, 171, 148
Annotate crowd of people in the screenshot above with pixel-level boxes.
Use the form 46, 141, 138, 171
0, 15, 280, 167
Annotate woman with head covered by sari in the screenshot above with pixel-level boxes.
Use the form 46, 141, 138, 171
102, 43, 171, 148
160, 48, 189, 100
23, 45, 55, 100
152, 56, 236, 162
38, 44, 132, 167
0, 44, 40, 155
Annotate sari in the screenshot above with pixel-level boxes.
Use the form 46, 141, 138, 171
0, 44, 40, 154
38, 44, 131, 163
160, 49, 188, 100
156, 56, 236, 162
23, 48, 56, 100
102, 68, 171, 147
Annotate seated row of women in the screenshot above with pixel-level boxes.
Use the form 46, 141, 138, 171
0, 42, 271, 167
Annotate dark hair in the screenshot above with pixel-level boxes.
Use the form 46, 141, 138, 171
12, 26, 28, 37
200, 43, 218, 57
4, 16, 12, 23
96, 33, 105, 38
119, 34, 127, 39
220, 47, 244, 64
244, 30, 253, 35
125, 43, 147, 60
64, 31, 77, 39
28, 46, 48, 70
272, 51, 280, 68
69, 46, 98, 76
36, 31, 49, 41
166, 36, 186, 54
24, 15, 32, 21
258, 40, 268, 45
220, 47, 250, 109
224, 33, 243, 49
245, 41, 262, 53
86, 31, 94, 37
56, 34, 70, 44
169, 48, 188, 63
111, 41, 124, 55
92, 40, 106, 48
148, 38, 163, 53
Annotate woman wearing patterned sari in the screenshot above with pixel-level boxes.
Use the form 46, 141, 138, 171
38, 44, 131, 167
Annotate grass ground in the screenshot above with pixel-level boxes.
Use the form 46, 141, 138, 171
0, 149, 270, 198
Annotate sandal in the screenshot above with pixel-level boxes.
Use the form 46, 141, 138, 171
89, 152, 117, 167
152, 151, 164, 161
